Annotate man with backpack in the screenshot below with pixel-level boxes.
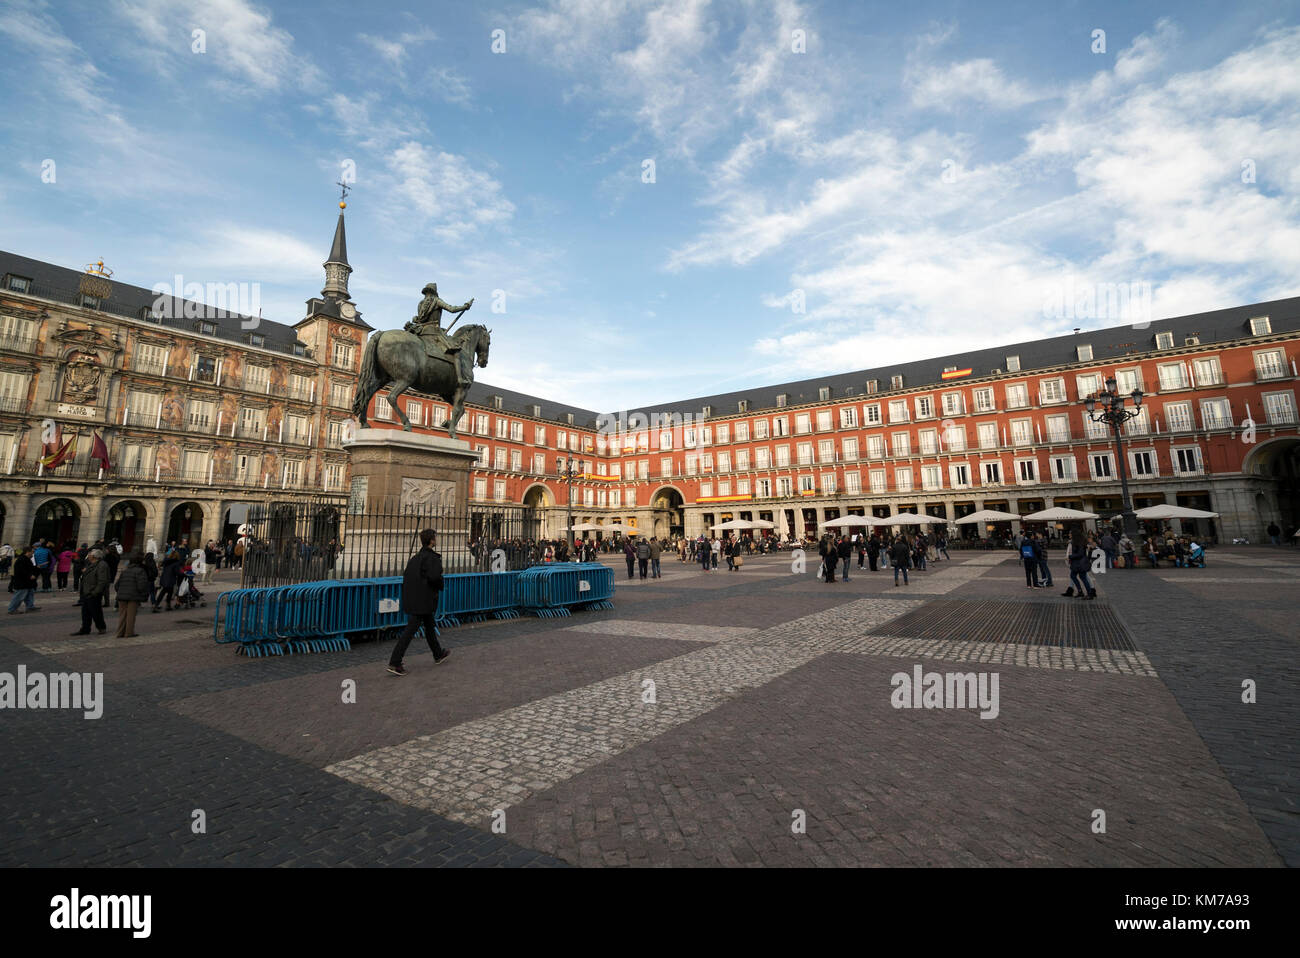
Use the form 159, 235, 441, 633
1020, 535, 1041, 587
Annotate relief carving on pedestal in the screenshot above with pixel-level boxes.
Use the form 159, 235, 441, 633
401, 477, 456, 512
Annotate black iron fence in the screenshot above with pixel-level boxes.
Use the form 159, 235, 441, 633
240, 497, 545, 587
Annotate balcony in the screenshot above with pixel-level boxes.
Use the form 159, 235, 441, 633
1256, 364, 1288, 382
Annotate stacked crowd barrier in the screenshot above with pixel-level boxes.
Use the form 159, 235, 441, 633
214, 569, 581, 656
516, 563, 616, 618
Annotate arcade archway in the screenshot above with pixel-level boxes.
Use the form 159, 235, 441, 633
167, 501, 204, 546
103, 500, 148, 552
31, 498, 80, 547
650, 486, 685, 539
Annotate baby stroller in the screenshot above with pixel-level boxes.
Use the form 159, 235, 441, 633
175, 567, 206, 609
1187, 544, 1206, 568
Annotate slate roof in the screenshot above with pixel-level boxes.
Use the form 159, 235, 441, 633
0, 249, 305, 356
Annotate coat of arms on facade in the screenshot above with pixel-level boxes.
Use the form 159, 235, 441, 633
61, 351, 102, 404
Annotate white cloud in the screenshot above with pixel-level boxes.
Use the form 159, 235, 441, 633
908, 58, 1042, 111
115, 0, 322, 93
381, 142, 516, 240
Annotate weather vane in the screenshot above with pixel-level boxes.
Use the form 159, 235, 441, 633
336, 179, 351, 209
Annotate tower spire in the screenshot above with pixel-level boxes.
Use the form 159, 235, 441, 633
322, 186, 352, 301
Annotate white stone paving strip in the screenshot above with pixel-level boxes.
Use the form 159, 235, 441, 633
325, 597, 923, 824
21, 631, 196, 655
827, 634, 1158, 677
906, 554, 1012, 594
1156, 576, 1292, 584
561, 620, 760, 642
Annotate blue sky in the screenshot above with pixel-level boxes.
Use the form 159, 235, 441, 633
2, 0, 1298, 411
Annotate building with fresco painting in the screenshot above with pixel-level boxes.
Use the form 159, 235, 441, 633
0, 210, 367, 551
2, 207, 1297, 551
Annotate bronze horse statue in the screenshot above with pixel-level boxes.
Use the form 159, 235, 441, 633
352, 324, 491, 438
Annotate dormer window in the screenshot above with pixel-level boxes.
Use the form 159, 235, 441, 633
565, 412, 574, 425
890, 375, 904, 390
1249, 316, 1271, 336
776, 394, 788, 407
1155, 332, 1174, 350
702, 405, 712, 417
293, 343, 307, 357
198, 321, 217, 336
139, 306, 161, 323
248, 333, 265, 348
530, 404, 541, 417
1006, 355, 1021, 372
818, 387, 831, 401
492, 395, 503, 410
1076, 345, 1093, 361
738, 399, 749, 412
865, 379, 879, 394
79, 294, 100, 310
3, 274, 32, 293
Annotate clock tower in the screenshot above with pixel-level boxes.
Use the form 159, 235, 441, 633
296, 198, 372, 357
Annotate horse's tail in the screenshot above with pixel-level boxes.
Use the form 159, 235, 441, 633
352, 333, 382, 420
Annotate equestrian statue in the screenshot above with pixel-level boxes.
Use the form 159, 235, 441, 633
352, 282, 491, 439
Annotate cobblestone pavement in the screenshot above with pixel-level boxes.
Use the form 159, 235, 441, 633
0, 550, 1293, 866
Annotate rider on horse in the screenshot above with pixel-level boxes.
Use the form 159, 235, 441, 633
404, 283, 474, 387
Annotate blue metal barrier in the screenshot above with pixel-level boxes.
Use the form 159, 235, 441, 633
214, 565, 613, 655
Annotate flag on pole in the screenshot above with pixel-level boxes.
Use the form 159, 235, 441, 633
40, 435, 77, 469
91, 432, 111, 471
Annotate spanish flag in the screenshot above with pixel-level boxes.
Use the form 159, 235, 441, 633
41, 435, 77, 469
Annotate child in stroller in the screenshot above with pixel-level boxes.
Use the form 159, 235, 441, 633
175, 562, 206, 609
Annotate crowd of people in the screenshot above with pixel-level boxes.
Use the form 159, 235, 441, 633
3, 535, 241, 637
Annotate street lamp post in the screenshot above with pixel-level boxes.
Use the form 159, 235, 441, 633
1084, 377, 1144, 539
559, 456, 580, 555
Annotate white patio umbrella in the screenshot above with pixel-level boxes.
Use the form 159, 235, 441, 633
564, 523, 599, 531
954, 509, 1022, 524
879, 512, 944, 526
1132, 504, 1220, 520
747, 519, 777, 529
821, 515, 872, 528
1020, 507, 1099, 521
710, 518, 751, 530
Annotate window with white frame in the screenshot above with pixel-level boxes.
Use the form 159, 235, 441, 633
973, 387, 995, 412
1082, 411, 1109, 439
941, 392, 964, 416
890, 374, 904, 390
797, 442, 813, 465
817, 439, 834, 463
610, 489, 621, 508
894, 467, 913, 492
324, 462, 344, 490
1200, 398, 1232, 429
736, 449, 750, 469
473, 477, 486, 499
757, 478, 772, 497
1050, 455, 1076, 482
510, 449, 522, 471
493, 447, 507, 470
1130, 449, 1156, 477
735, 421, 750, 442
753, 419, 769, 439
1250, 316, 1272, 336
718, 480, 732, 497
844, 472, 861, 494
717, 451, 731, 472
1006, 355, 1021, 372
701, 426, 712, 446
888, 400, 909, 423
494, 480, 506, 501
1174, 446, 1201, 475
921, 465, 942, 490
1158, 362, 1188, 390
136, 342, 168, 373
510, 421, 523, 442
842, 437, 859, 460
407, 402, 423, 426
534, 425, 547, 445
1005, 383, 1028, 409
1264, 391, 1297, 424
799, 475, 815, 493
1016, 458, 1037, 483
245, 364, 269, 391
375, 396, 392, 420
840, 406, 858, 428
816, 410, 833, 431
1089, 452, 1113, 479
1192, 357, 1222, 386
1124, 406, 1151, 435
1077, 344, 1093, 361
981, 461, 1001, 485
332, 341, 355, 370
329, 382, 350, 408
948, 463, 970, 488
977, 422, 998, 449
1156, 331, 1175, 349
821, 473, 836, 493
282, 459, 303, 487
892, 432, 910, 456
583, 489, 594, 506
661, 456, 674, 475
1164, 401, 1193, 432
864, 403, 882, 425
685, 454, 699, 475
1039, 378, 1066, 404
773, 417, 789, 436
869, 469, 887, 493
915, 396, 935, 419
1010, 419, 1033, 446
777, 477, 793, 497
187, 399, 214, 430
531, 453, 545, 474
1045, 414, 1069, 442
716, 423, 730, 444
756, 447, 771, 468
795, 413, 811, 434
476, 445, 488, 467
1115, 368, 1142, 393
775, 445, 790, 467
943, 423, 966, 451
736, 479, 749, 495
918, 429, 938, 455
475, 413, 489, 435
1255, 349, 1287, 380
866, 435, 884, 459
1076, 372, 1102, 399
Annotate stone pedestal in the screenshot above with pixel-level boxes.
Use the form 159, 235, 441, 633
343, 427, 479, 513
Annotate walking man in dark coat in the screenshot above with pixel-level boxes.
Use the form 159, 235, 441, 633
72, 549, 109, 635
387, 529, 451, 676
